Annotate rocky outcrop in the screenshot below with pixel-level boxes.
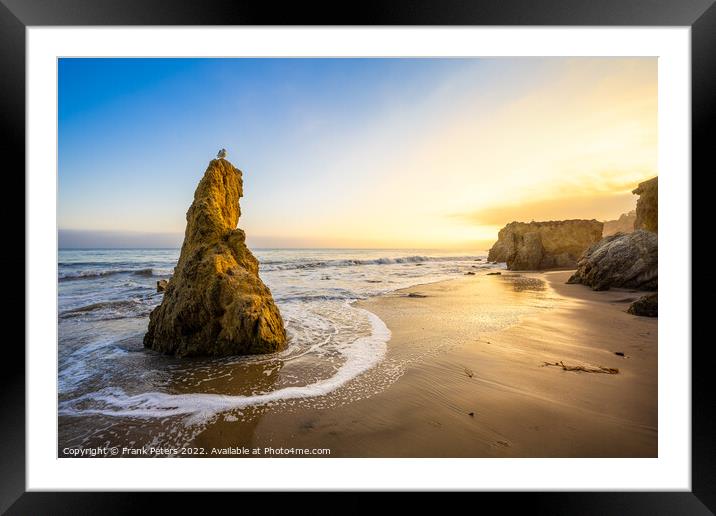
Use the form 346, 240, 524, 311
627, 293, 658, 317
488, 220, 603, 270
144, 158, 287, 357
156, 279, 169, 293
567, 230, 657, 291
602, 210, 636, 237
633, 177, 657, 232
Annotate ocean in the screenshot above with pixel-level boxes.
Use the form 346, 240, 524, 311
58, 248, 502, 451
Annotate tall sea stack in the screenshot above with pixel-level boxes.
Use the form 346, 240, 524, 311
144, 158, 287, 357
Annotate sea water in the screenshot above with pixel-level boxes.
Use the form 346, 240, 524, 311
57, 248, 501, 450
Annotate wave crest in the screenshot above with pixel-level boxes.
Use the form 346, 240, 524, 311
262, 254, 483, 271
59, 299, 153, 320
59, 267, 172, 281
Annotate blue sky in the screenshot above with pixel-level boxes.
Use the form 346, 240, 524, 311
58, 58, 656, 249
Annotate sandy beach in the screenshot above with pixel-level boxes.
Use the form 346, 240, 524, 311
59, 266, 657, 457
53, 55, 663, 481
191, 270, 657, 457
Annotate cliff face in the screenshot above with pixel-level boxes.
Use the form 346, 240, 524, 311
487, 219, 603, 270
144, 158, 287, 357
633, 177, 657, 232
567, 230, 657, 291
602, 210, 636, 237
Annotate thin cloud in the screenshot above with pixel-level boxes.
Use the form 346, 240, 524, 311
454, 191, 639, 227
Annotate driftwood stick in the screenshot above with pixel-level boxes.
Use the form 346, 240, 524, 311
541, 360, 619, 375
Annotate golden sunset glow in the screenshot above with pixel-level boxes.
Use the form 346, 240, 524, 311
60, 58, 656, 250
240, 58, 657, 250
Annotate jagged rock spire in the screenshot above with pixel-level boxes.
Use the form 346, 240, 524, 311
144, 158, 287, 357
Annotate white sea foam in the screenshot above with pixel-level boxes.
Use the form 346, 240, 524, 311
59, 267, 173, 280
58, 337, 118, 393
59, 306, 391, 424
261, 254, 483, 271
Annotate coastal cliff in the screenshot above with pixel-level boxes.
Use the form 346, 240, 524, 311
487, 219, 603, 270
602, 210, 636, 237
144, 158, 287, 357
633, 177, 658, 232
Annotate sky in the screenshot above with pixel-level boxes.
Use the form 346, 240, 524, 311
58, 57, 657, 249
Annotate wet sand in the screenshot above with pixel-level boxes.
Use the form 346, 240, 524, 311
233, 270, 657, 457
75, 270, 657, 457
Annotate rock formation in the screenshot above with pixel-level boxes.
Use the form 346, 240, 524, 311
156, 279, 169, 293
144, 158, 287, 357
566, 230, 657, 291
627, 293, 658, 317
602, 210, 636, 237
568, 176, 658, 318
633, 177, 657, 232
487, 220, 603, 270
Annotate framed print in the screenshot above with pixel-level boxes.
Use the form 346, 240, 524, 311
3, 0, 712, 512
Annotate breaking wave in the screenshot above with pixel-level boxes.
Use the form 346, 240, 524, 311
262, 254, 483, 271
59, 299, 153, 320
59, 267, 173, 281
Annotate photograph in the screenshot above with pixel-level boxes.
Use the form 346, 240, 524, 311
56, 56, 659, 459
2, 0, 709, 508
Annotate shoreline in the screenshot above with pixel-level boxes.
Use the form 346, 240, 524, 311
59, 267, 657, 458
241, 269, 656, 457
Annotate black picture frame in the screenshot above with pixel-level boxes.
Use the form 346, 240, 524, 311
2, 0, 710, 513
